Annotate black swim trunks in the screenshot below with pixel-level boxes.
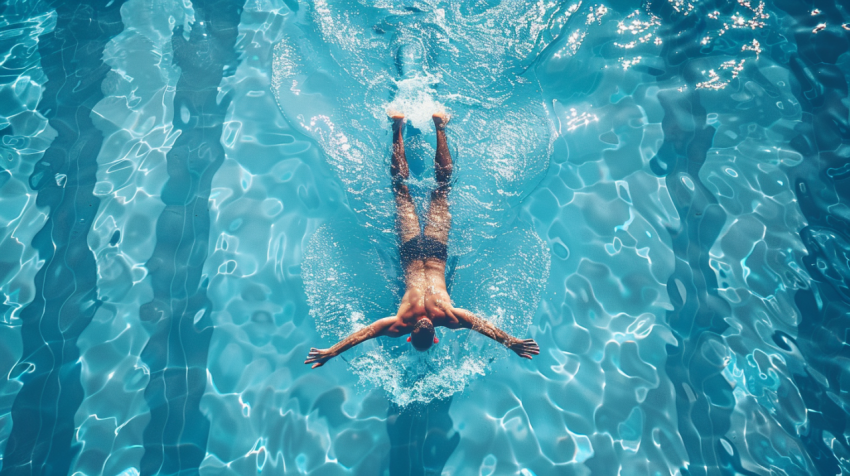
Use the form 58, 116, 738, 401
400, 235, 448, 266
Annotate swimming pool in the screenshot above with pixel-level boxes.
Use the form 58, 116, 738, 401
0, 0, 848, 474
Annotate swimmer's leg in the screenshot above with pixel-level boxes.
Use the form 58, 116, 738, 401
432, 112, 452, 185
424, 113, 452, 249
390, 112, 420, 244
391, 113, 425, 284
391, 111, 409, 181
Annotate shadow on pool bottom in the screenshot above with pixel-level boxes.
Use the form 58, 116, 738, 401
388, 397, 459, 476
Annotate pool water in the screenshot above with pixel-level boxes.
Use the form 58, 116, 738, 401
0, 0, 848, 475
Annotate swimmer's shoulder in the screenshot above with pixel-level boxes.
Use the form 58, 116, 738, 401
382, 315, 416, 336
429, 313, 463, 330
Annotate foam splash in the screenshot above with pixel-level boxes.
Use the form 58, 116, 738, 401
384, 73, 445, 132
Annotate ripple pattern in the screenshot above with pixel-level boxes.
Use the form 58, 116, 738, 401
1, 0, 126, 473
71, 0, 186, 474
0, 0, 848, 475
0, 0, 55, 466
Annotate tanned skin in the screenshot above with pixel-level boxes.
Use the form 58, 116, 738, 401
305, 112, 540, 368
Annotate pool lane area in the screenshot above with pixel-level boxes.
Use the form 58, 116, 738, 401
0, 0, 849, 475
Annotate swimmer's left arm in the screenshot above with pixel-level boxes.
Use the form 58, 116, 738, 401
304, 317, 396, 369
451, 308, 540, 360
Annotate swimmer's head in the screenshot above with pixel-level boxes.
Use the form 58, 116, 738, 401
408, 318, 436, 351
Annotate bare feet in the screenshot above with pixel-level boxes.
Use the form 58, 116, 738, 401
389, 110, 405, 133
432, 112, 449, 130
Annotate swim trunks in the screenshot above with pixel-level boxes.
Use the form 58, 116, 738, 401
400, 234, 448, 266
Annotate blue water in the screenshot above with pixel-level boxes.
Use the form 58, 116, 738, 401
0, 0, 849, 474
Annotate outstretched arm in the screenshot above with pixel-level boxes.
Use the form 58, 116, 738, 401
305, 317, 396, 368
452, 308, 540, 359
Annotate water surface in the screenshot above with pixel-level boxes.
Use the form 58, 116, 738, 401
0, 0, 848, 475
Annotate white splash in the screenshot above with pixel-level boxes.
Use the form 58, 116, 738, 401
384, 73, 446, 132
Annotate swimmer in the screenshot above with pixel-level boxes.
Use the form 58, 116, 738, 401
305, 112, 540, 368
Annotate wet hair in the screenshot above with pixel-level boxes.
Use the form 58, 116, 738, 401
410, 319, 435, 351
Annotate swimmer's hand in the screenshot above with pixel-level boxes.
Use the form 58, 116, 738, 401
452, 308, 541, 360
304, 317, 397, 369
305, 348, 334, 368
508, 338, 540, 360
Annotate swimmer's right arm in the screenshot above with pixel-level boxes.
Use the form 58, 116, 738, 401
304, 316, 397, 369
451, 308, 540, 360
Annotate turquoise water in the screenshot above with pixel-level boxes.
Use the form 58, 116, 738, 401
0, 0, 849, 474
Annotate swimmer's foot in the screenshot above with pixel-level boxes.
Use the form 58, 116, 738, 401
389, 110, 405, 131
432, 112, 449, 130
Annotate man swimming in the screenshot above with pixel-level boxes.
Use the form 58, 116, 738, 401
305, 112, 540, 368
